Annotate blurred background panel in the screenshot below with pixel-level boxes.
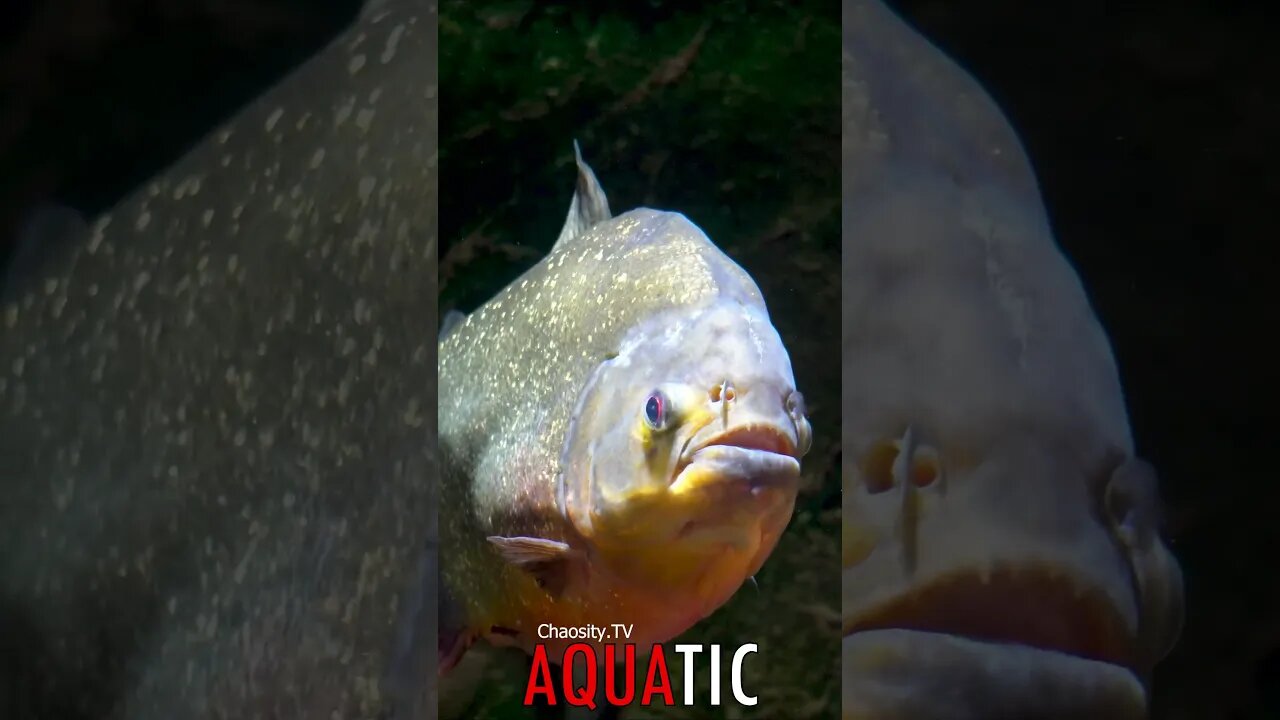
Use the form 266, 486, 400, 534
887, 3, 1278, 718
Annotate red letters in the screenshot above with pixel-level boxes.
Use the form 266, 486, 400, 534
640, 645, 674, 706
604, 644, 636, 705
562, 643, 597, 710
526, 642, 744, 708
524, 645, 557, 705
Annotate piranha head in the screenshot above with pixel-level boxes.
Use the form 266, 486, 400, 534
553, 145, 811, 625
562, 296, 810, 619
839, 2, 1185, 716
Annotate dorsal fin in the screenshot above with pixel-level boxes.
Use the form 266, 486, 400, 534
552, 140, 612, 251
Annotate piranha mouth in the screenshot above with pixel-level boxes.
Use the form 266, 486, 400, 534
845, 563, 1136, 672
701, 425, 798, 457
669, 424, 801, 494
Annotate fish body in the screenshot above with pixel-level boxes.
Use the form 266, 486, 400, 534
841, 2, 1183, 718
438, 148, 812, 666
0, 2, 439, 718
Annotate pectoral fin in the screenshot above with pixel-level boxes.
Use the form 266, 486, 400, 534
439, 626, 473, 677
487, 535, 576, 597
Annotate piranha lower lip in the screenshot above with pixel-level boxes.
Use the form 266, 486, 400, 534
843, 629, 1147, 719
669, 444, 801, 495
668, 424, 800, 491
845, 563, 1136, 671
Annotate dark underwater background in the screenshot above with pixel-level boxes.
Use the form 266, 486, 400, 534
1, 1, 1275, 718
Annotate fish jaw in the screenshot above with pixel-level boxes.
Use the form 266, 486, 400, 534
842, 563, 1149, 719
591, 415, 802, 566
845, 561, 1135, 666
843, 630, 1147, 720
841, 432, 1178, 719
665, 443, 801, 569
550, 421, 802, 650
670, 444, 801, 498
582, 441, 800, 618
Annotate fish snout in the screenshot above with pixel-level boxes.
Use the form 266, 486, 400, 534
699, 378, 810, 460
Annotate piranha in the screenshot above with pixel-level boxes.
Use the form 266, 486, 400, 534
840, 1, 1184, 718
437, 144, 813, 671
1, 2, 439, 718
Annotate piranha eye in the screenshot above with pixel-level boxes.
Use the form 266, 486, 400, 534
643, 390, 668, 431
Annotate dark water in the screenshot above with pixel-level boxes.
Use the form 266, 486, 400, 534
1, 1, 1274, 718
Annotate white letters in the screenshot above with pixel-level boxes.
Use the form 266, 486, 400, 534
532, 623, 615, 641
710, 643, 721, 705
674, 644, 702, 706
731, 644, 757, 706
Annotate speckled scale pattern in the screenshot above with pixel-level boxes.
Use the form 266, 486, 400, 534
0, 2, 439, 718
